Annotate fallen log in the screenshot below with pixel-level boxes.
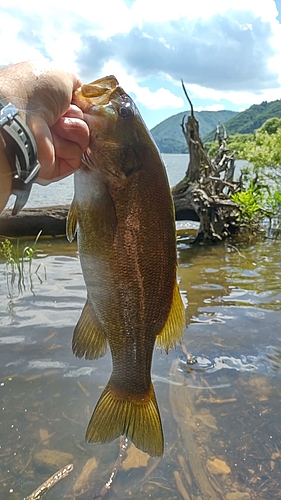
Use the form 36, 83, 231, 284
0, 205, 70, 238
0, 203, 199, 239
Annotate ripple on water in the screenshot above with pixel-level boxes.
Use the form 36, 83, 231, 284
1, 232, 281, 499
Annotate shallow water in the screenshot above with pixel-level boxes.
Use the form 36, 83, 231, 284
0, 231, 281, 500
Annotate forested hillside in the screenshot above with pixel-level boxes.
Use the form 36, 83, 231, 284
203, 99, 281, 143
150, 110, 237, 153
151, 100, 281, 153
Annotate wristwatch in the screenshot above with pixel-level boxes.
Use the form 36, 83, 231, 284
0, 97, 41, 215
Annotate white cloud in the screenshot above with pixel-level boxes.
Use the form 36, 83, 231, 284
0, 12, 44, 66
135, 86, 184, 110
131, 0, 278, 23
195, 104, 226, 112
0, 0, 281, 126
188, 83, 281, 107
101, 60, 184, 110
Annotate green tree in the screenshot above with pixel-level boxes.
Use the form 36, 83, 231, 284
205, 133, 253, 158
259, 117, 281, 135
233, 127, 281, 225
242, 128, 281, 173
206, 125, 281, 228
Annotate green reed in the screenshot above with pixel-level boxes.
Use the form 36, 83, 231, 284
0, 231, 44, 294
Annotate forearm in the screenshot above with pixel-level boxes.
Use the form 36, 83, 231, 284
0, 63, 29, 213
0, 61, 89, 214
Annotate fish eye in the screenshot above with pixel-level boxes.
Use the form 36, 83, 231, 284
118, 102, 133, 119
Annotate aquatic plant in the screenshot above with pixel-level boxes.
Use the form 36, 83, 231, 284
0, 230, 45, 294
232, 180, 272, 225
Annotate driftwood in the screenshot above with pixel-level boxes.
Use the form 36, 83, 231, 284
0, 205, 69, 238
172, 82, 241, 243
0, 203, 199, 238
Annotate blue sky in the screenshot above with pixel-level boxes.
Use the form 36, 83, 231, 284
1, 0, 281, 130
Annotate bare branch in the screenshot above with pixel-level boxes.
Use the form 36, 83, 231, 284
181, 80, 194, 117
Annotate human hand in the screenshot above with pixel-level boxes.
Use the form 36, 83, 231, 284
0, 61, 90, 184
30, 102, 90, 185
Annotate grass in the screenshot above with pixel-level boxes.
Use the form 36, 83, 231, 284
0, 231, 46, 295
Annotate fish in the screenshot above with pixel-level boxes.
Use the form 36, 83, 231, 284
67, 76, 185, 457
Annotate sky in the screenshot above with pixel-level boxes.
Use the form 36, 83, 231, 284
1, 0, 281, 130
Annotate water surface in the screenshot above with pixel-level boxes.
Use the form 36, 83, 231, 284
0, 230, 281, 500
0, 150, 279, 500
6, 154, 189, 212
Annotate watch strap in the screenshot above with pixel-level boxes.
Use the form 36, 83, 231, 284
0, 98, 40, 215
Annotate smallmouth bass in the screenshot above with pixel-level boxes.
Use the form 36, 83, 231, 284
67, 76, 185, 457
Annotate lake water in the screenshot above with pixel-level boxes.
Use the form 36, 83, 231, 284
1, 155, 281, 500
7, 154, 189, 211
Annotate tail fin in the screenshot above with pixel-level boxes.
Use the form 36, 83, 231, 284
86, 381, 164, 457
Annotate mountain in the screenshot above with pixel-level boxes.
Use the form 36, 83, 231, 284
203, 99, 281, 143
150, 110, 238, 153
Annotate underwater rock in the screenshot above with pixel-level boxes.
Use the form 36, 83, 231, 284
122, 444, 150, 471
33, 449, 73, 473
73, 457, 98, 494
206, 457, 231, 475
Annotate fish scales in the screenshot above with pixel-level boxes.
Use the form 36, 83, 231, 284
67, 76, 185, 456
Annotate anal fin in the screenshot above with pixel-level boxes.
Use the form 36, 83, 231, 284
156, 282, 185, 353
73, 299, 107, 360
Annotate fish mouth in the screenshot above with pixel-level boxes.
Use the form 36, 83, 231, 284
74, 75, 126, 108
74, 75, 137, 186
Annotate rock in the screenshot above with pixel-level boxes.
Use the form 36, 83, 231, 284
33, 449, 73, 473
226, 492, 251, 500
73, 457, 98, 494
122, 444, 150, 471
206, 457, 231, 475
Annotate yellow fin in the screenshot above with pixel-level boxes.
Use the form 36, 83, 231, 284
156, 282, 185, 353
73, 300, 107, 360
86, 381, 164, 457
66, 199, 78, 243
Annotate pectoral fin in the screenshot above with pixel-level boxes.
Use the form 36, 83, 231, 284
73, 299, 107, 360
66, 199, 78, 243
156, 282, 185, 353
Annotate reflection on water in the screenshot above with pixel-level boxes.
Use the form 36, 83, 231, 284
0, 233, 281, 499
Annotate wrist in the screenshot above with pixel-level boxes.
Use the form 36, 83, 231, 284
0, 98, 40, 214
